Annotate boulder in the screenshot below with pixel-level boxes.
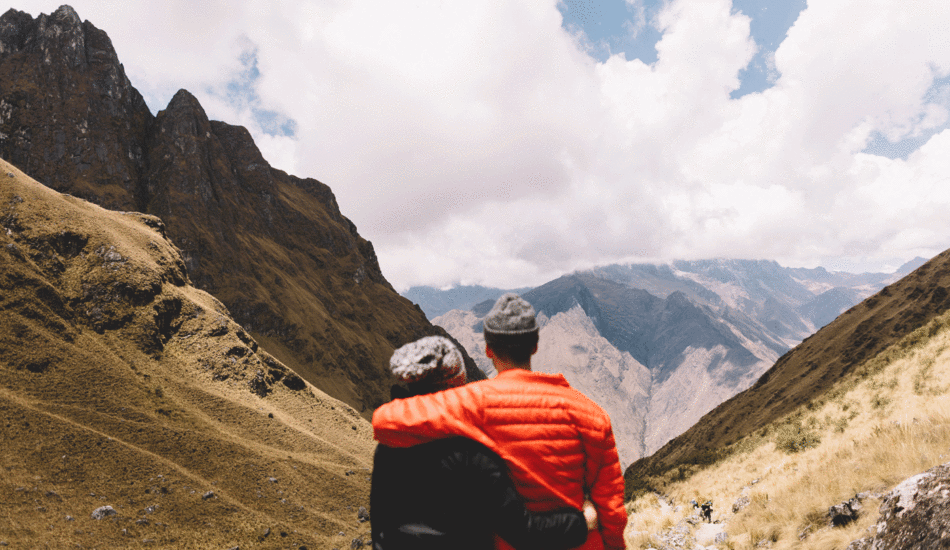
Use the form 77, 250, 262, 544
90, 505, 116, 520
829, 495, 863, 526
847, 462, 950, 549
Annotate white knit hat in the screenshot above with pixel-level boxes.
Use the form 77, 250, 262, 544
389, 336, 466, 390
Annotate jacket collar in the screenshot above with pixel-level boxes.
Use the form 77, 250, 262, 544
495, 368, 569, 387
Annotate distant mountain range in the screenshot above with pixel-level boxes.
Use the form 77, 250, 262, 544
411, 259, 926, 466
627, 250, 950, 496
402, 285, 532, 319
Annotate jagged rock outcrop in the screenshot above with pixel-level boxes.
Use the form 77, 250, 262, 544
0, 5, 151, 209
0, 5, 478, 416
847, 463, 950, 549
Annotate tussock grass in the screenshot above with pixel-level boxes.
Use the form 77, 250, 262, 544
623, 492, 678, 550
624, 309, 950, 549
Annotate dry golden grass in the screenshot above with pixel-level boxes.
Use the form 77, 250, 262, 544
624, 308, 950, 550
0, 159, 376, 548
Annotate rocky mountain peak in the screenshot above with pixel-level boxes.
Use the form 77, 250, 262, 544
36, 5, 85, 66
162, 88, 211, 131
1, 6, 474, 416
0, 6, 150, 209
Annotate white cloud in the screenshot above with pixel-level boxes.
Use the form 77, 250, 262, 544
11, 0, 950, 290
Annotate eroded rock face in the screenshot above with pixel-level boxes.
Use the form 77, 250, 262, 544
0, 6, 475, 416
0, 6, 151, 210
848, 462, 950, 550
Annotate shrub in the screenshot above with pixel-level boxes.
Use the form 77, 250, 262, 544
871, 394, 891, 409
774, 421, 821, 454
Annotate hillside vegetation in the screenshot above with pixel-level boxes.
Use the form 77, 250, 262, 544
624, 305, 950, 549
0, 159, 374, 549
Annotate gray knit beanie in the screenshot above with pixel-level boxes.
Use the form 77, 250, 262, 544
389, 336, 466, 391
483, 293, 538, 335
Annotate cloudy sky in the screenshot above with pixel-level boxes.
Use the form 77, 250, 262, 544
16, 0, 950, 290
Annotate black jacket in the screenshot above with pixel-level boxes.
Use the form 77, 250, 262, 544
371, 437, 588, 550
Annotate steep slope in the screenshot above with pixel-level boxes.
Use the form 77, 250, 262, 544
0, 5, 479, 418
626, 248, 950, 491
0, 159, 374, 548
624, 304, 950, 549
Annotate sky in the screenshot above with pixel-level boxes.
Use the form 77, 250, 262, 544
13, 1, 950, 291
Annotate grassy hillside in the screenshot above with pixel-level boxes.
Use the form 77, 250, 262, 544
623, 297, 950, 549
626, 249, 950, 493
0, 158, 374, 548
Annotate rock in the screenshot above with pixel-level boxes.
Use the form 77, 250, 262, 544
714, 532, 728, 543
829, 496, 863, 527
350, 537, 365, 549
357, 506, 370, 523
847, 462, 950, 549
202, 490, 214, 500
732, 494, 750, 513
91, 505, 116, 520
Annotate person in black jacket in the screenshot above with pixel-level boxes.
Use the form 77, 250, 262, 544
371, 336, 590, 550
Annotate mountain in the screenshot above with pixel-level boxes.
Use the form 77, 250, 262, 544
402, 285, 530, 319
0, 159, 374, 548
0, 5, 481, 418
430, 260, 906, 466
621, 252, 950, 550
625, 249, 950, 493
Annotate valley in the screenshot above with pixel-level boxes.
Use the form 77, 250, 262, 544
1, 5, 948, 550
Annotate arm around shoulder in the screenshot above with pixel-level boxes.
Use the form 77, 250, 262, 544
372, 383, 485, 447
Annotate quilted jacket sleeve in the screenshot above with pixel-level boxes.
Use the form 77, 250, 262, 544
582, 417, 628, 550
372, 383, 487, 447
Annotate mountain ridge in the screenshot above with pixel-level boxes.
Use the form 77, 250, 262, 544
0, 5, 482, 417
426, 258, 915, 466
625, 248, 950, 495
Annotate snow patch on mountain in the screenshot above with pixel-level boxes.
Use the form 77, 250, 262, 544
671, 267, 750, 309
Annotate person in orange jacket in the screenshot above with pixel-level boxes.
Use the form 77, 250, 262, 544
371, 335, 592, 550
373, 294, 628, 550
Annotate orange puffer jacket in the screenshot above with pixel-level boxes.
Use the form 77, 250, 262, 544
372, 369, 628, 550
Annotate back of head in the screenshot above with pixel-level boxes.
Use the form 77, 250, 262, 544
482, 293, 539, 365
389, 336, 466, 397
